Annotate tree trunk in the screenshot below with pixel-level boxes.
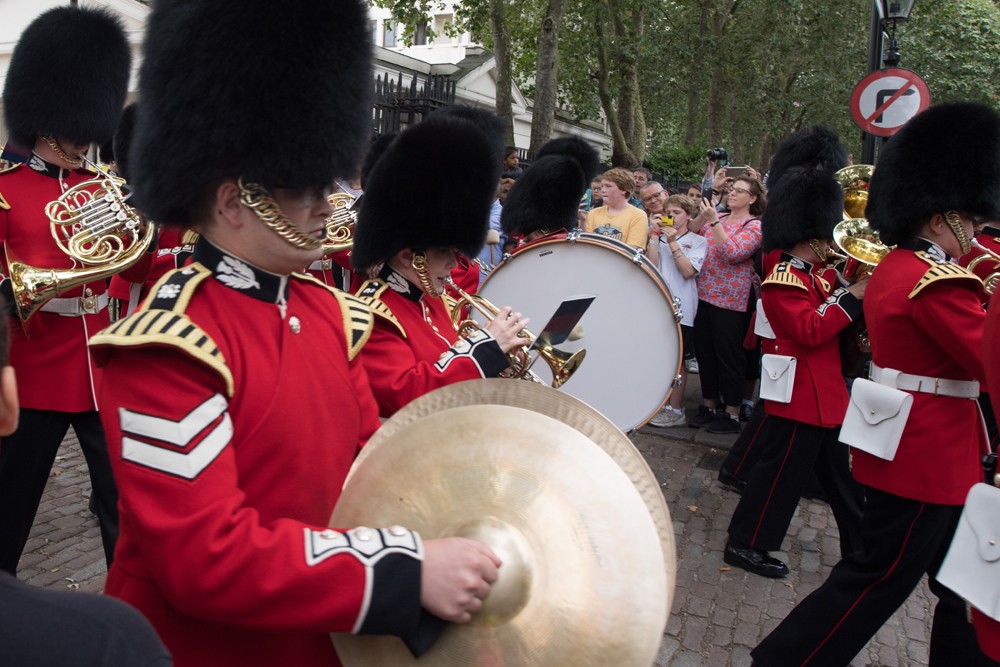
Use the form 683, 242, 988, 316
490, 0, 516, 146
528, 0, 568, 154
596, 0, 643, 167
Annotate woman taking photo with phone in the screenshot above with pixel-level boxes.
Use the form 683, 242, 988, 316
687, 175, 766, 433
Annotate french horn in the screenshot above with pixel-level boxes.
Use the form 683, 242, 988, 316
322, 191, 359, 253
8, 164, 154, 323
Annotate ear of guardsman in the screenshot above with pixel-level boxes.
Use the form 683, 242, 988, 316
501, 136, 600, 239
351, 107, 504, 275
866, 102, 1000, 251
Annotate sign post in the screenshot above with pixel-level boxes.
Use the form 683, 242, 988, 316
850, 68, 930, 138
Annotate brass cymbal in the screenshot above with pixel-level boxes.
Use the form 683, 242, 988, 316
331, 381, 671, 666
370, 379, 676, 609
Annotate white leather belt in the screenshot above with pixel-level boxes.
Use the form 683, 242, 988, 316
40, 292, 109, 316
870, 364, 979, 399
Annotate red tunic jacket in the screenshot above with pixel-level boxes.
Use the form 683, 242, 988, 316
760, 255, 861, 427
356, 266, 507, 417
0, 159, 145, 411
853, 240, 986, 505
975, 297, 1000, 660
90, 240, 424, 667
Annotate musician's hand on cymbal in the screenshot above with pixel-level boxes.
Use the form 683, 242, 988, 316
421, 537, 501, 623
487, 306, 531, 354
847, 277, 869, 300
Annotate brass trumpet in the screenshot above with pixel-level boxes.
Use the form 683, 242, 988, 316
968, 238, 1000, 296
445, 278, 585, 388
8, 165, 154, 323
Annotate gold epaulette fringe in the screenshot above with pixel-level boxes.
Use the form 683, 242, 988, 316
909, 255, 982, 299
762, 262, 808, 291
356, 279, 406, 338
89, 264, 234, 396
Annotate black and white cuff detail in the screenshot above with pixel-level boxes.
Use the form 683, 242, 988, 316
816, 287, 862, 320
435, 327, 507, 377
119, 394, 233, 480
304, 526, 423, 569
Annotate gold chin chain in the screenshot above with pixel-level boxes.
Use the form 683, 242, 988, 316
807, 239, 829, 262
945, 211, 972, 256
42, 135, 84, 168
237, 178, 322, 251
411, 252, 443, 297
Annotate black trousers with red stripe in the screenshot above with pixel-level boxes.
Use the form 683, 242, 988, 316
753, 487, 995, 667
727, 414, 863, 556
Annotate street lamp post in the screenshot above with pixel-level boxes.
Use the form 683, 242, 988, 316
861, 0, 917, 164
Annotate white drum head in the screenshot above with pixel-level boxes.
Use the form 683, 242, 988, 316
479, 233, 682, 431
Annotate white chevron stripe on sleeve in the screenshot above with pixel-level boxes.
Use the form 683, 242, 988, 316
121, 413, 233, 480
119, 394, 228, 446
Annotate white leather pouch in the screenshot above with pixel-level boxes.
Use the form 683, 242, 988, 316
938, 483, 1000, 621
754, 299, 775, 339
759, 354, 796, 404
838, 377, 913, 460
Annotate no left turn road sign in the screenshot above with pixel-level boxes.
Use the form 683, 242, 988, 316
850, 68, 930, 137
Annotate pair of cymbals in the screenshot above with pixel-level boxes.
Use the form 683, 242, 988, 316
330, 379, 675, 666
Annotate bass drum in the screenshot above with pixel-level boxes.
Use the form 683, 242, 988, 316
480, 232, 682, 431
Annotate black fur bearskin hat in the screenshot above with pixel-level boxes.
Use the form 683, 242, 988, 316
129, 0, 373, 226
352, 108, 504, 271
867, 102, 1000, 246
3, 6, 131, 150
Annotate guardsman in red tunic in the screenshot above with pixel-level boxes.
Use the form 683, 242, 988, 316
0, 6, 132, 575
754, 102, 1000, 667
88, 2, 500, 665
352, 110, 530, 418
977, 300, 1000, 661
724, 160, 865, 579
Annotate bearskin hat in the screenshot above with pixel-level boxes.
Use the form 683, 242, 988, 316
130, 0, 372, 226
867, 102, 1000, 246
432, 105, 507, 168
766, 125, 848, 191
3, 7, 131, 150
112, 104, 138, 183
352, 109, 504, 271
360, 132, 398, 190
761, 166, 844, 252
501, 136, 599, 237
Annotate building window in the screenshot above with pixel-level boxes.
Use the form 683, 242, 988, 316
414, 22, 428, 46
370, 20, 378, 45
433, 14, 453, 45
383, 20, 397, 47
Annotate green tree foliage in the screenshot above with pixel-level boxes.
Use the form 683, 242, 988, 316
371, 0, 1000, 179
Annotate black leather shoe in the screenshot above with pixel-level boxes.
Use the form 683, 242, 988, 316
739, 402, 754, 422
687, 405, 717, 429
706, 413, 741, 434
718, 469, 747, 494
724, 541, 789, 578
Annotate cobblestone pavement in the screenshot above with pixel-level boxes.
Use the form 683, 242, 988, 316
21, 386, 935, 666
